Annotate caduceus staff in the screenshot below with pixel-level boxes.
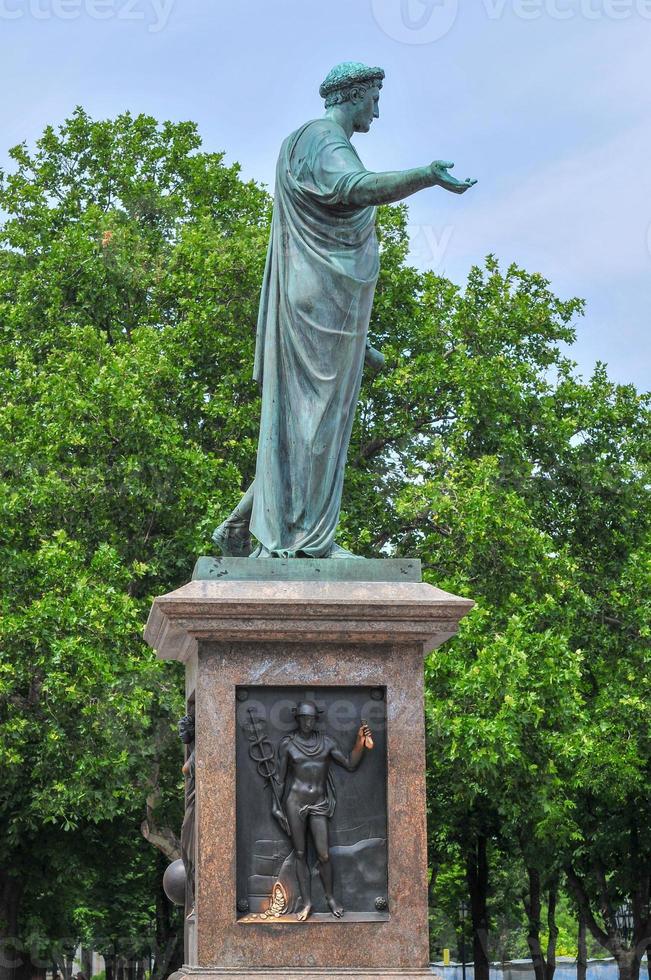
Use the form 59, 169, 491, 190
246, 707, 290, 835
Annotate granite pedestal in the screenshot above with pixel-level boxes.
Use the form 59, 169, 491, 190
144, 559, 473, 980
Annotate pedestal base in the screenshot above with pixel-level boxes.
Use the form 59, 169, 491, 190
146, 564, 471, 979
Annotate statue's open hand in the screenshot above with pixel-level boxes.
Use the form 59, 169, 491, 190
430, 161, 477, 195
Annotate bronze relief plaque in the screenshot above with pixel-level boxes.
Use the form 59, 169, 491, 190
235, 685, 388, 924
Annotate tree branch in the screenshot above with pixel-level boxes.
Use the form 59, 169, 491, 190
353, 414, 452, 466
140, 727, 181, 863
565, 864, 612, 952
372, 506, 452, 550
141, 812, 181, 863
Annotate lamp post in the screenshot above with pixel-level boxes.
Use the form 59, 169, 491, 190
614, 901, 635, 945
459, 900, 469, 980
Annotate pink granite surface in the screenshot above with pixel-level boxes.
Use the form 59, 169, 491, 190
195, 640, 430, 973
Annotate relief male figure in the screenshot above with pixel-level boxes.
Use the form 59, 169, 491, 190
272, 700, 373, 921
178, 713, 196, 916
213, 61, 476, 560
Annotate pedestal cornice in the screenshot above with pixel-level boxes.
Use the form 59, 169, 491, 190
144, 577, 474, 662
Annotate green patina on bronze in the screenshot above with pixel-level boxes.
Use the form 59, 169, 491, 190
193, 556, 422, 583
213, 62, 477, 560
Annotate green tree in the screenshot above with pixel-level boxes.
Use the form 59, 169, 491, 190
556, 376, 651, 980
0, 108, 269, 976
349, 214, 650, 980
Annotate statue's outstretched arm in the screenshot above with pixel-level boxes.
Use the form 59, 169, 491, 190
346, 161, 477, 207
330, 723, 373, 771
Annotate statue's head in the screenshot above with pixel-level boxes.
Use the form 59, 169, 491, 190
320, 61, 385, 133
178, 713, 195, 744
293, 700, 322, 734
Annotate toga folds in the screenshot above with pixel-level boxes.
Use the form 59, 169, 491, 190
250, 119, 380, 557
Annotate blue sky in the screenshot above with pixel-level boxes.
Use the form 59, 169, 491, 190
1, 0, 649, 389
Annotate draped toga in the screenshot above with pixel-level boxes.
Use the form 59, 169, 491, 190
250, 118, 380, 558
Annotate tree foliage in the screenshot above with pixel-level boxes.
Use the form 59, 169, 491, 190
0, 108, 268, 976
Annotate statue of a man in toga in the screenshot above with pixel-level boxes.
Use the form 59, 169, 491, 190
213, 61, 476, 559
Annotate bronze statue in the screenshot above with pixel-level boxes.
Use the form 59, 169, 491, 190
213, 61, 476, 559
178, 713, 196, 917
271, 700, 373, 921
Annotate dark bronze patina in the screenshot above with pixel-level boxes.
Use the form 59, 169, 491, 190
237, 686, 388, 924
178, 713, 196, 916
274, 701, 372, 921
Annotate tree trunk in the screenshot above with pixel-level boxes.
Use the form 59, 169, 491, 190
545, 880, 559, 980
522, 869, 558, 980
616, 949, 642, 980
577, 909, 588, 980
466, 834, 490, 980
427, 867, 438, 910
523, 867, 546, 980
0, 871, 26, 980
81, 948, 93, 979
566, 863, 648, 980
64, 952, 75, 980
152, 854, 182, 980
105, 952, 115, 980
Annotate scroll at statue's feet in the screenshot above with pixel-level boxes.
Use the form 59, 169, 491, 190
296, 904, 312, 921
212, 520, 252, 558
326, 896, 345, 917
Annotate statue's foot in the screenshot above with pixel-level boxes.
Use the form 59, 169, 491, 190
328, 542, 364, 559
296, 904, 312, 921
326, 895, 344, 918
212, 519, 252, 558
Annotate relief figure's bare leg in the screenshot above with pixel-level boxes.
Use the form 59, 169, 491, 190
212, 481, 254, 556
286, 799, 312, 921
311, 814, 343, 917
